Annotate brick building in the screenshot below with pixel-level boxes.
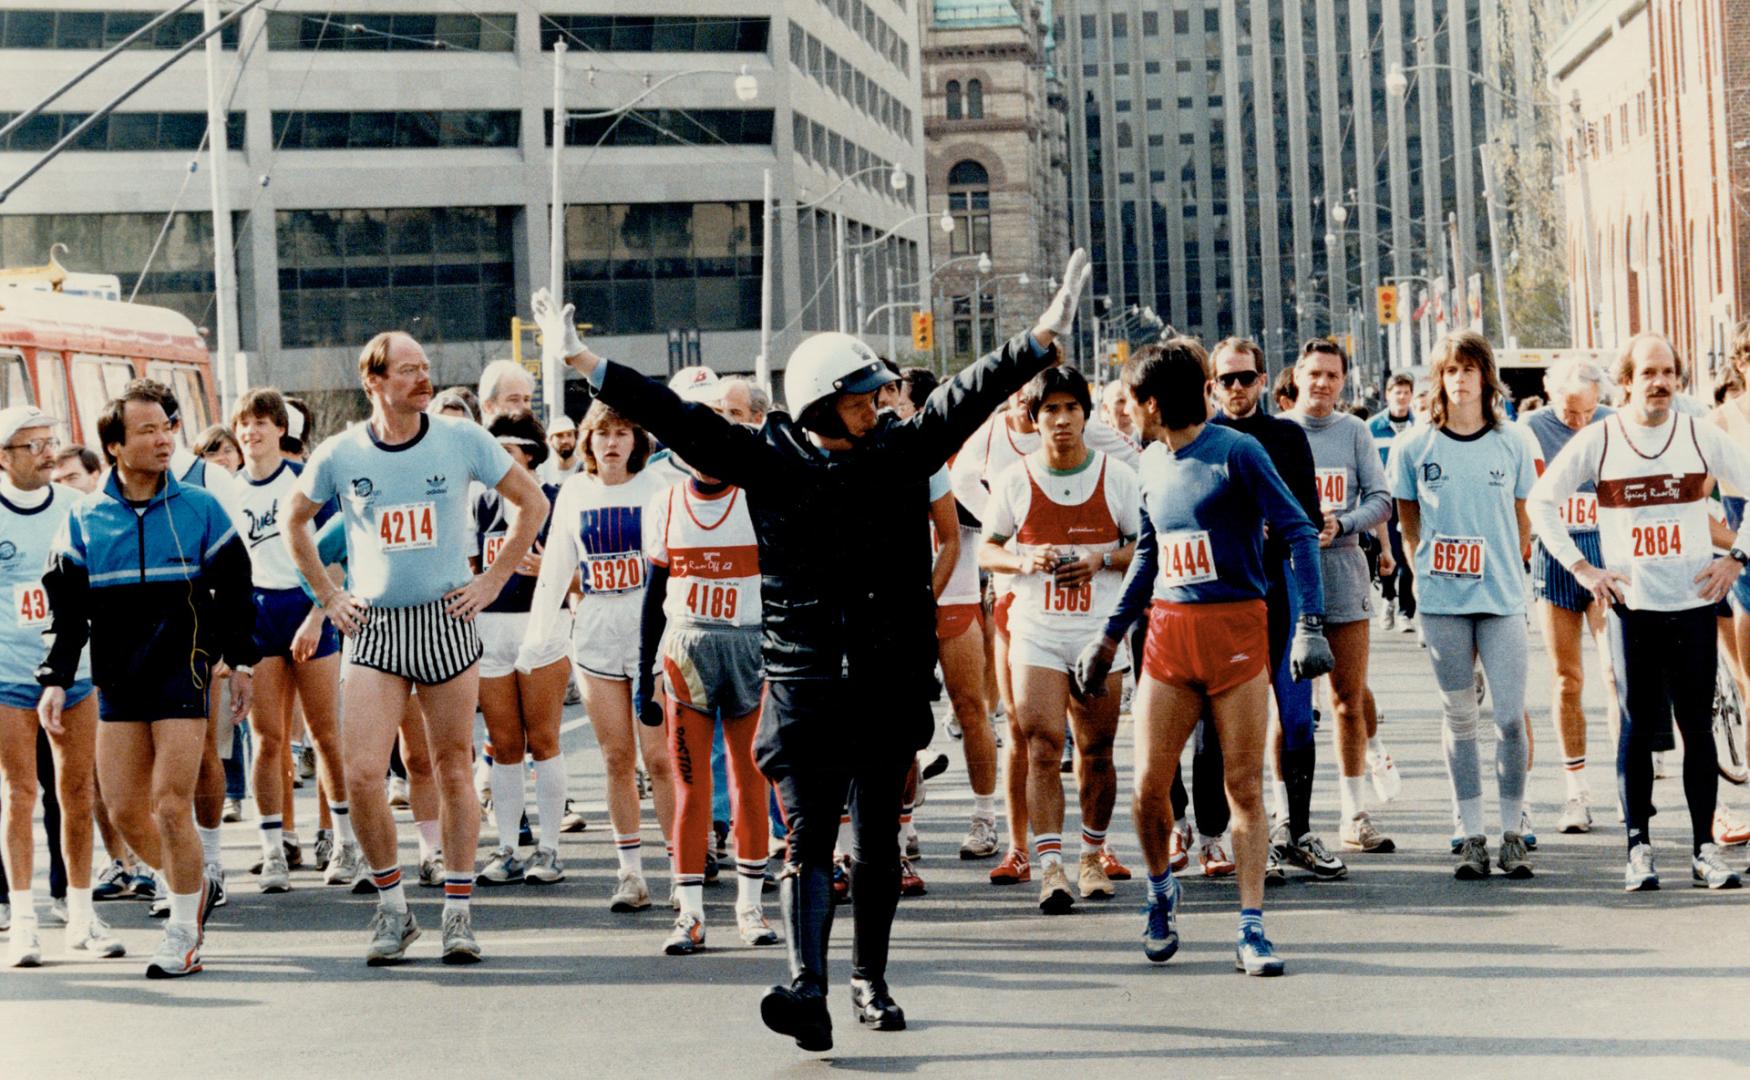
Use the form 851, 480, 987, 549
921, 0, 1071, 363
1550, 0, 1749, 381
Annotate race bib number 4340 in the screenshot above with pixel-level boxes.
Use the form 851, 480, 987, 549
14, 584, 48, 629
1315, 468, 1348, 513
1430, 536, 1485, 579
379, 502, 436, 552
1158, 530, 1217, 586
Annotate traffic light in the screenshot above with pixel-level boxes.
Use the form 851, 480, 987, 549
1376, 284, 1400, 326
911, 311, 934, 351
1114, 340, 1130, 366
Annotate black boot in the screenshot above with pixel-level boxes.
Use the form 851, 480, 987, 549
851, 976, 907, 1030
759, 863, 834, 1052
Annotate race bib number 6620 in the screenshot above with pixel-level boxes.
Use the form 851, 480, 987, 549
1430, 536, 1485, 578
379, 502, 436, 552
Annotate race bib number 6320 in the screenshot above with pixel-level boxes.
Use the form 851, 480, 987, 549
587, 553, 644, 593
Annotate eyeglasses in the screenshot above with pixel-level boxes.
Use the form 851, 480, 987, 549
1215, 371, 1261, 389
3, 437, 58, 454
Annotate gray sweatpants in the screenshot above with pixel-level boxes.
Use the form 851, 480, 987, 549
1420, 613, 1529, 838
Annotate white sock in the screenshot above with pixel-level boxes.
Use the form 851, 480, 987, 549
67, 885, 94, 929
10, 887, 36, 928
196, 824, 222, 866
614, 833, 643, 876
415, 819, 442, 862
330, 801, 356, 846
167, 889, 200, 931
1457, 796, 1487, 838
259, 816, 283, 857
533, 755, 567, 850
1339, 775, 1366, 821
973, 793, 996, 820
677, 882, 704, 920
736, 870, 763, 910
836, 814, 852, 855
1271, 780, 1290, 823
371, 866, 408, 913
1366, 735, 1384, 761
490, 761, 524, 847
1500, 795, 1524, 839
1563, 763, 1588, 800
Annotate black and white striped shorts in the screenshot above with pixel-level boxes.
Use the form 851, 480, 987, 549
344, 598, 483, 686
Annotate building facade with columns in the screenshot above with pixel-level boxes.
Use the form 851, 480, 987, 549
0, 1, 928, 403
1549, 0, 1747, 382
922, 0, 1071, 365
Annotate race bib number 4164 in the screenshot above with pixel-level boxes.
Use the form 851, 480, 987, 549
379, 502, 436, 552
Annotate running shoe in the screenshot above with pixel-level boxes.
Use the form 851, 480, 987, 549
702, 849, 720, 885
1454, 835, 1490, 880
365, 908, 420, 966
148, 874, 169, 918
1339, 811, 1396, 853
989, 848, 1031, 885
609, 870, 652, 912
1652, 751, 1668, 779
920, 751, 950, 784
388, 776, 410, 809
259, 848, 291, 894
1519, 811, 1538, 851
851, 977, 907, 1031
663, 913, 706, 955
560, 798, 588, 833
636, 766, 652, 800
1198, 835, 1236, 877
1497, 832, 1534, 879
1368, 748, 1403, 802
7, 926, 42, 968
93, 860, 131, 902
1558, 795, 1594, 834
441, 910, 482, 964
1168, 819, 1192, 873
1692, 843, 1743, 890
418, 855, 445, 887
959, 816, 999, 859
1625, 843, 1659, 892
67, 915, 126, 959
1234, 925, 1285, 977
947, 713, 963, 739
295, 742, 316, 781
1060, 741, 1074, 773
204, 864, 228, 910
283, 835, 304, 870
129, 869, 157, 901
524, 847, 565, 885
736, 905, 779, 946
1077, 850, 1115, 899
1713, 806, 1750, 847
1037, 862, 1074, 914
899, 858, 926, 896
313, 830, 334, 871
477, 845, 525, 886
1399, 613, 1417, 635
0, 901, 8, 932
325, 842, 364, 887
144, 925, 201, 979
221, 798, 243, 823
1141, 879, 1181, 963
45, 897, 68, 926
714, 820, 730, 859
1264, 846, 1287, 886
1100, 846, 1133, 881
473, 758, 492, 808
1380, 605, 1396, 631
902, 829, 920, 861
1280, 831, 1348, 880
832, 854, 852, 903
564, 677, 582, 706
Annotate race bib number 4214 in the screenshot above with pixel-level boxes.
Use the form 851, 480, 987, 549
379, 502, 436, 552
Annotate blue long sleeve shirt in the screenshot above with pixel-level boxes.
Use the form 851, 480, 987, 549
1100, 424, 1324, 640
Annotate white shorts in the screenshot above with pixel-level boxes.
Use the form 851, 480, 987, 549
572, 593, 642, 681
1008, 627, 1131, 678
478, 611, 566, 679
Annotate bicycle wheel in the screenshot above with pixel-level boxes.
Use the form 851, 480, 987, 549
1713, 656, 1749, 785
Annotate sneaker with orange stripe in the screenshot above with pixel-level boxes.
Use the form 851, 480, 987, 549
989, 848, 1031, 885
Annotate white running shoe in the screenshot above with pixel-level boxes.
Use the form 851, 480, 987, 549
260, 848, 291, 893
1380, 606, 1396, 631
44, 897, 68, 926
476, 845, 526, 886
145, 924, 202, 979
205, 863, 228, 909
1624, 843, 1659, 892
663, 913, 706, 955
67, 916, 126, 959
417, 854, 445, 887
441, 909, 482, 965
0, 901, 9, 932
524, 847, 565, 885
365, 908, 420, 966
1692, 844, 1743, 890
1557, 795, 1593, 834
736, 905, 778, 946
8, 925, 42, 968
609, 870, 651, 912
221, 798, 243, 823
388, 776, 410, 809
324, 842, 365, 886
1368, 748, 1403, 802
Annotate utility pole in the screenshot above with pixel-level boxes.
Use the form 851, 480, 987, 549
202, 0, 239, 410
757, 167, 773, 393
546, 41, 567, 418
1478, 143, 1515, 349
1569, 93, 1605, 349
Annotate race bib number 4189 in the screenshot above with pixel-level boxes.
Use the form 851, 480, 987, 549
379, 502, 436, 552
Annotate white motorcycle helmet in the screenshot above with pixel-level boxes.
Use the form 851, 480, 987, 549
783, 332, 897, 424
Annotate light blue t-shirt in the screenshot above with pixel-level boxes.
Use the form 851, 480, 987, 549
928, 464, 951, 503
0, 484, 90, 684
1388, 423, 1537, 617
297, 414, 512, 608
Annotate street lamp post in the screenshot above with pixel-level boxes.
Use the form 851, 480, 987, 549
794, 164, 911, 334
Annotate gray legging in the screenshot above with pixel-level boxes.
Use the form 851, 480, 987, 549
1420, 613, 1529, 838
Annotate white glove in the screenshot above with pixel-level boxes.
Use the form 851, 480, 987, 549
1036, 249, 1093, 338
530, 287, 586, 362
513, 641, 544, 676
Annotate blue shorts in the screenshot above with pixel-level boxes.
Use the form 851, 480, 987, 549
1532, 531, 1604, 613
0, 679, 93, 712
252, 586, 339, 661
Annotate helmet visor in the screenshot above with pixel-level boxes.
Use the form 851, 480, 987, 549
835, 362, 899, 397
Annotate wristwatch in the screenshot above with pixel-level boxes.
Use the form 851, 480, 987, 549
1731, 548, 1749, 567
1298, 614, 1325, 631
1101, 551, 1114, 570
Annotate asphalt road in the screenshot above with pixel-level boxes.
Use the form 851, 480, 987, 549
4, 619, 1750, 1079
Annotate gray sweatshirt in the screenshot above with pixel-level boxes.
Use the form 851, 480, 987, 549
1285, 410, 1392, 549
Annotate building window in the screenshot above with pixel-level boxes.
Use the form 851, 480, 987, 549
947, 160, 991, 256
0, 212, 220, 327
276, 111, 519, 150
0, 111, 244, 153
0, 10, 238, 49
561, 202, 763, 335
276, 207, 516, 349
1143, 11, 1160, 36
268, 12, 514, 50
546, 109, 774, 148
538, 15, 767, 52
967, 79, 984, 119
1117, 122, 1133, 148
1111, 12, 1128, 37
946, 80, 962, 119
950, 293, 996, 356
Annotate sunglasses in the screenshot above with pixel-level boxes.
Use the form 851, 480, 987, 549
1215, 371, 1261, 388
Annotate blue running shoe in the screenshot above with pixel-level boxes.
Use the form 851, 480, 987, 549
1141, 881, 1180, 964
1235, 926, 1285, 977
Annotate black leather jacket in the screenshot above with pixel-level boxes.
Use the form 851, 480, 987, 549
596, 332, 1053, 710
